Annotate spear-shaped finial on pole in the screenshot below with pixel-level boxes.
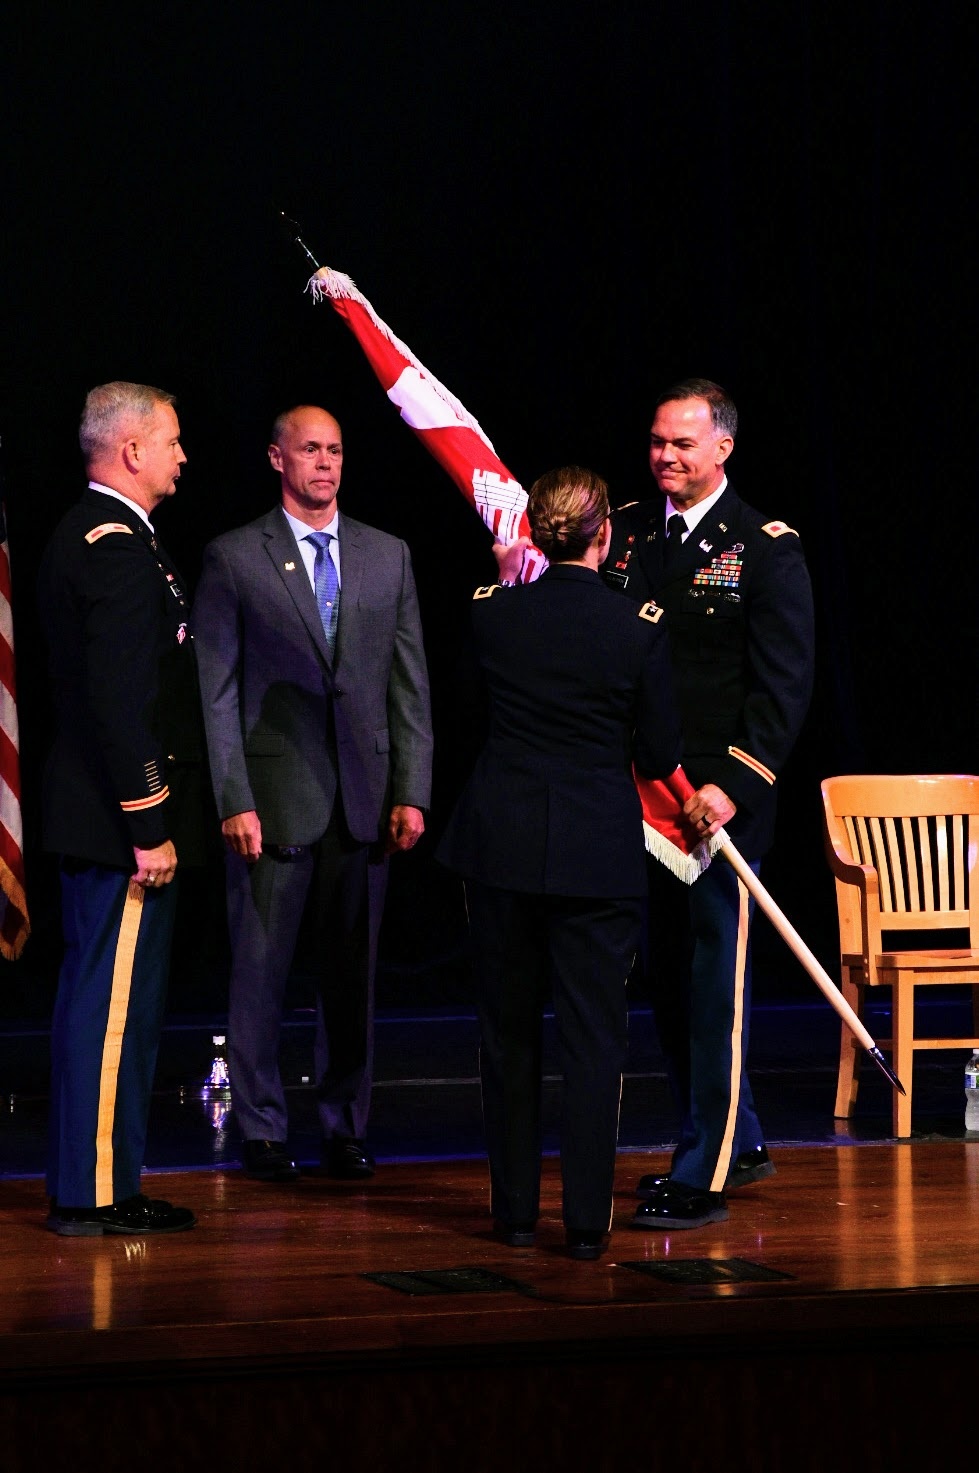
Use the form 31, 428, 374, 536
279, 213, 321, 270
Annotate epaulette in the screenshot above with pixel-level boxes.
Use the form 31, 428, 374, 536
85, 522, 134, 545
761, 520, 799, 539
473, 584, 503, 599
638, 600, 664, 624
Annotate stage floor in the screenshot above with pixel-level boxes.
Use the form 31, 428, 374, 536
2, 998, 978, 1471
3, 1142, 979, 1375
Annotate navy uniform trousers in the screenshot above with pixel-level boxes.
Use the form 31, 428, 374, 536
645, 855, 761, 1192
48, 865, 177, 1208
466, 882, 642, 1233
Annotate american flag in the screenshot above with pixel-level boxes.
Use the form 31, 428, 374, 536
0, 488, 29, 960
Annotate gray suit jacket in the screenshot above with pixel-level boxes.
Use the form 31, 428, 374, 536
193, 506, 433, 846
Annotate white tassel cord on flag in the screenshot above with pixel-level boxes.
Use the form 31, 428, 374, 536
642, 819, 720, 884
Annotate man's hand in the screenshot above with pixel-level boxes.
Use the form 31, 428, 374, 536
492, 537, 533, 584
221, 809, 263, 862
684, 783, 736, 837
386, 804, 425, 855
132, 839, 178, 889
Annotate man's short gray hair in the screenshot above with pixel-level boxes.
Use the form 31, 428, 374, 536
653, 378, 738, 440
79, 381, 176, 462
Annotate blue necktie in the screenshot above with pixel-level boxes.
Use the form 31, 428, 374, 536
306, 530, 340, 653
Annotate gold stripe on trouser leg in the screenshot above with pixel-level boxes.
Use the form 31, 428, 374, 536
709, 877, 750, 1194
605, 1072, 625, 1233
94, 880, 145, 1206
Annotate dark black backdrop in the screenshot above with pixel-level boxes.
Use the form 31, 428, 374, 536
2, 2, 975, 1016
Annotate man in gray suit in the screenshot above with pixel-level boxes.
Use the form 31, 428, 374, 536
194, 405, 433, 1182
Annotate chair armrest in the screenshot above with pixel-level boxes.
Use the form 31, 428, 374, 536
822, 831, 880, 896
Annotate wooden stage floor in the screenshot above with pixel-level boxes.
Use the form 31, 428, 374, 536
2, 1142, 978, 1472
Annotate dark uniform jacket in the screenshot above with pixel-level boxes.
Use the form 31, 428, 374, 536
437, 563, 683, 897
603, 482, 814, 859
38, 488, 205, 869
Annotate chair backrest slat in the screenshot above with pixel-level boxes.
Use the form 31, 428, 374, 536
882, 817, 905, 911
918, 815, 935, 913
953, 815, 965, 911
901, 817, 921, 910
936, 816, 950, 912
867, 817, 894, 911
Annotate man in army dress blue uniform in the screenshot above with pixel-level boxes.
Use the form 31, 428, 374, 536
603, 378, 815, 1230
39, 381, 203, 1236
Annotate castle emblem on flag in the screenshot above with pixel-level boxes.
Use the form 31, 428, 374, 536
472, 469, 529, 543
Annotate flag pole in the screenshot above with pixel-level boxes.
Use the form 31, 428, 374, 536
659, 768, 905, 1096
280, 213, 321, 269
283, 235, 903, 1099
716, 834, 905, 1095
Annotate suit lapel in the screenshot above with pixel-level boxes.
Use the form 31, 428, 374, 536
261, 507, 334, 668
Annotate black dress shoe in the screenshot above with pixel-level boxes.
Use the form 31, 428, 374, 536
323, 1137, 375, 1180
242, 1139, 301, 1181
493, 1220, 536, 1247
46, 1193, 196, 1237
727, 1144, 776, 1189
636, 1145, 776, 1199
635, 1168, 672, 1199
565, 1229, 606, 1261
631, 1181, 728, 1231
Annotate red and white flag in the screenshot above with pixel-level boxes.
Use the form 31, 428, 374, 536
0, 501, 29, 959
636, 764, 723, 883
309, 268, 717, 881
309, 268, 546, 581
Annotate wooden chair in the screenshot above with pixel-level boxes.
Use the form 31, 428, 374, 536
821, 774, 979, 1137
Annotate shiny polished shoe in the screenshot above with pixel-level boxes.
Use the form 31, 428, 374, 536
635, 1168, 672, 1199
493, 1220, 537, 1247
631, 1181, 728, 1231
242, 1139, 301, 1182
46, 1193, 196, 1237
635, 1145, 776, 1199
727, 1144, 776, 1189
566, 1229, 606, 1261
323, 1137, 375, 1180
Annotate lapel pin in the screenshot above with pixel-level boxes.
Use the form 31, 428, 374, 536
699, 538, 713, 553
284, 561, 296, 571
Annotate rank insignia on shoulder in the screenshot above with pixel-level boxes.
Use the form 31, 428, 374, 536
762, 520, 799, 538
638, 601, 663, 624
85, 522, 134, 544
473, 584, 503, 599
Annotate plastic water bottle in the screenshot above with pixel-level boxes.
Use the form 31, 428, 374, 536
204, 1034, 231, 1093
965, 1050, 979, 1132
